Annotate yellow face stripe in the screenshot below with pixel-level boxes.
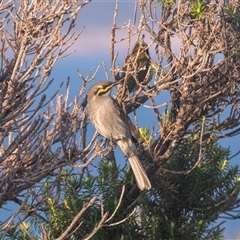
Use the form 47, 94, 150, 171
97, 85, 112, 95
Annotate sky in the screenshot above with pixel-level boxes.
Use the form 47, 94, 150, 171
1, 0, 240, 238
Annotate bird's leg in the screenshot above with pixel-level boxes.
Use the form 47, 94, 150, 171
109, 134, 120, 148
101, 135, 116, 158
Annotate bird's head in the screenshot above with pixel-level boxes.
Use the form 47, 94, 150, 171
87, 80, 121, 102
131, 41, 150, 60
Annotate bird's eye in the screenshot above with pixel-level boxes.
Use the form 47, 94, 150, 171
97, 85, 111, 95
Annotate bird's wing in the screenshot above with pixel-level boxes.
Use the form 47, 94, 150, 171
110, 98, 132, 140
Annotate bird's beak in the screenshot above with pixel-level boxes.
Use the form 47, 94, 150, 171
111, 81, 122, 88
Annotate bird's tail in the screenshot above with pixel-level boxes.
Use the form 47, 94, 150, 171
118, 139, 151, 190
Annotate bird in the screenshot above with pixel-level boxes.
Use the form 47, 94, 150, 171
87, 80, 151, 190
121, 40, 151, 93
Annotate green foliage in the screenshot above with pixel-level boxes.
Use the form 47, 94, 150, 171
190, 0, 206, 20
3, 160, 143, 239
142, 138, 240, 239
224, 4, 240, 57
2, 222, 34, 240
139, 127, 152, 147
43, 174, 101, 239
230, 47, 240, 58
162, 111, 171, 127
4, 140, 239, 239
156, 0, 175, 7
224, 4, 240, 28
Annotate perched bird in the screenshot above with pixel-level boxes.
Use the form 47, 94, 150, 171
87, 80, 151, 190
121, 41, 151, 93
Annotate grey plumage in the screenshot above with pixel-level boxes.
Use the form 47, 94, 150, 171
87, 80, 151, 190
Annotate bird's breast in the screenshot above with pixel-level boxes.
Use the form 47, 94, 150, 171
88, 96, 131, 141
